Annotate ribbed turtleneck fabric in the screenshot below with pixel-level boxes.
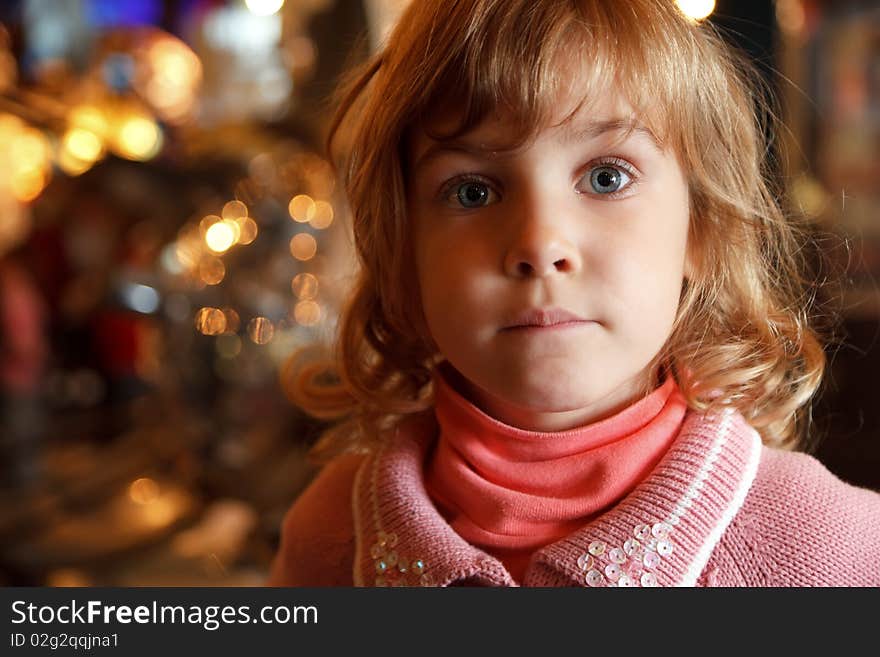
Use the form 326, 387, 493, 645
424, 367, 687, 582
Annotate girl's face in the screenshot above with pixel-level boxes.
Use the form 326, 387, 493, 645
407, 86, 691, 432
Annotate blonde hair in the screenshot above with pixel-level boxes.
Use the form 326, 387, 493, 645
283, 0, 829, 462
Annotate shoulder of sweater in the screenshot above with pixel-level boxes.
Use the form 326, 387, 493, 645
712, 445, 880, 586
267, 451, 367, 586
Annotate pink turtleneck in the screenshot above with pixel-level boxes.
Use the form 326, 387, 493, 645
424, 366, 687, 582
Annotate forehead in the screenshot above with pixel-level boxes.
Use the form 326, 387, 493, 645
406, 86, 660, 173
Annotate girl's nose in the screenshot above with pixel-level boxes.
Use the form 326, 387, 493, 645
502, 217, 582, 279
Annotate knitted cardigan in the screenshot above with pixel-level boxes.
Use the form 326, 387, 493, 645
269, 407, 880, 587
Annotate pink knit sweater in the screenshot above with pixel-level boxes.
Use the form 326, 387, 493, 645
269, 407, 880, 587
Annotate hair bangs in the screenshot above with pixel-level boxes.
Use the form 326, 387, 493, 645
402, 0, 697, 153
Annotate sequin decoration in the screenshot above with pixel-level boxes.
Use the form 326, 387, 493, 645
577, 520, 675, 587
369, 532, 430, 587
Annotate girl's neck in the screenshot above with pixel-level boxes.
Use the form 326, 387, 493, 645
438, 361, 661, 433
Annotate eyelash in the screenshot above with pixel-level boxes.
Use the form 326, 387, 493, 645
437, 157, 641, 207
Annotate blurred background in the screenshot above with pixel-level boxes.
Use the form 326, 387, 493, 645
0, 0, 877, 586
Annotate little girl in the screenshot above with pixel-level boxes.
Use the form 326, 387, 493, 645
270, 0, 880, 587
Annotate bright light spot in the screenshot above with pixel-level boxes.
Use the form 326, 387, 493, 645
63, 128, 103, 162
310, 200, 334, 229
69, 105, 109, 138
10, 168, 46, 202
293, 300, 322, 326
199, 214, 220, 236
160, 243, 185, 275
291, 273, 318, 300
123, 283, 161, 314
675, 0, 715, 20
205, 221, 236, 253
247, 316, 275, 344
199, 256, 226, 285
11, 130, 50, 171
222, 218, 241, 244
196, 307, 227, 335
115, 115, 163, 161
223, 307, 241, 333
289, 233, 317, 261
237, 217, 258, 245
288, 194, 316, 223
222, 200, 248, 221
129, 477, 160, 504
776, 0, 805, 35
174, 238, 200, 270
56, 148, 94, 176
245, 0, 285, 17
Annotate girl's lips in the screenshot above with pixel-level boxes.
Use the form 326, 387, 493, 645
502, 307, 591, 329
503, 320, 595, 333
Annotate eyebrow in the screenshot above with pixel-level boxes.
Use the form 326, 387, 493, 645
411, 118, 660, 175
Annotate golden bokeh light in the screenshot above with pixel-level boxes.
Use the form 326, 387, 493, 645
221, 308, 240, 334
115, 115, 163, 161
288, 194, 316, 223
1, 119, 51, 202
205, 221, 236, 253
129, 477, 160, 505
199, 214, 220, 236
9, 168, 46, 202
145, 37, 202, 123
776, 0, 805, 36
198, 256, 226, 285
675, 0, 715, 20
289, 233, 317, 261
222, 200, 248, 221
174, 237, 200, 271
291, 273, 318, 300
63, 128, 103, 163
56, 149, 94, 176
11, 129, 51, 171
195, 307, 227, 335
310, 200, 334, 229
247, 317, 275, 344
293, 300, 322, 327
237, 217, 258, 245
69, 105, 109, 137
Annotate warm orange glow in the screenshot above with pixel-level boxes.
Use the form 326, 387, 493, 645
293, 300, 322, 326
222, 200, 248, 221
69, 105, 109, 138
115, 115, 163, 161
205, 221, 236, 253
237, 217, 258, 245
289, 233, 317, 261
675, 0, 715, 20
310, 200, 334, 229
199, 256, 226, 285
291, 273, 318, 300
129, 477, 160, 504
288, 194, 316, 223
10, 167, 46, 202
247, 317, 275, 344
195, 307, 227, 335
63, 128, 103, 162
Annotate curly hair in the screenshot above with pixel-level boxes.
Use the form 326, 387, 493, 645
282, 0, 829, 463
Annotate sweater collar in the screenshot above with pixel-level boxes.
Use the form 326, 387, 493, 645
352, 405, 762, 587
425, 369, 687, 557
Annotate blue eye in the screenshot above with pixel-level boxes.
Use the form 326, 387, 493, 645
589, 165, 631, 194
454, 181, 492, 208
